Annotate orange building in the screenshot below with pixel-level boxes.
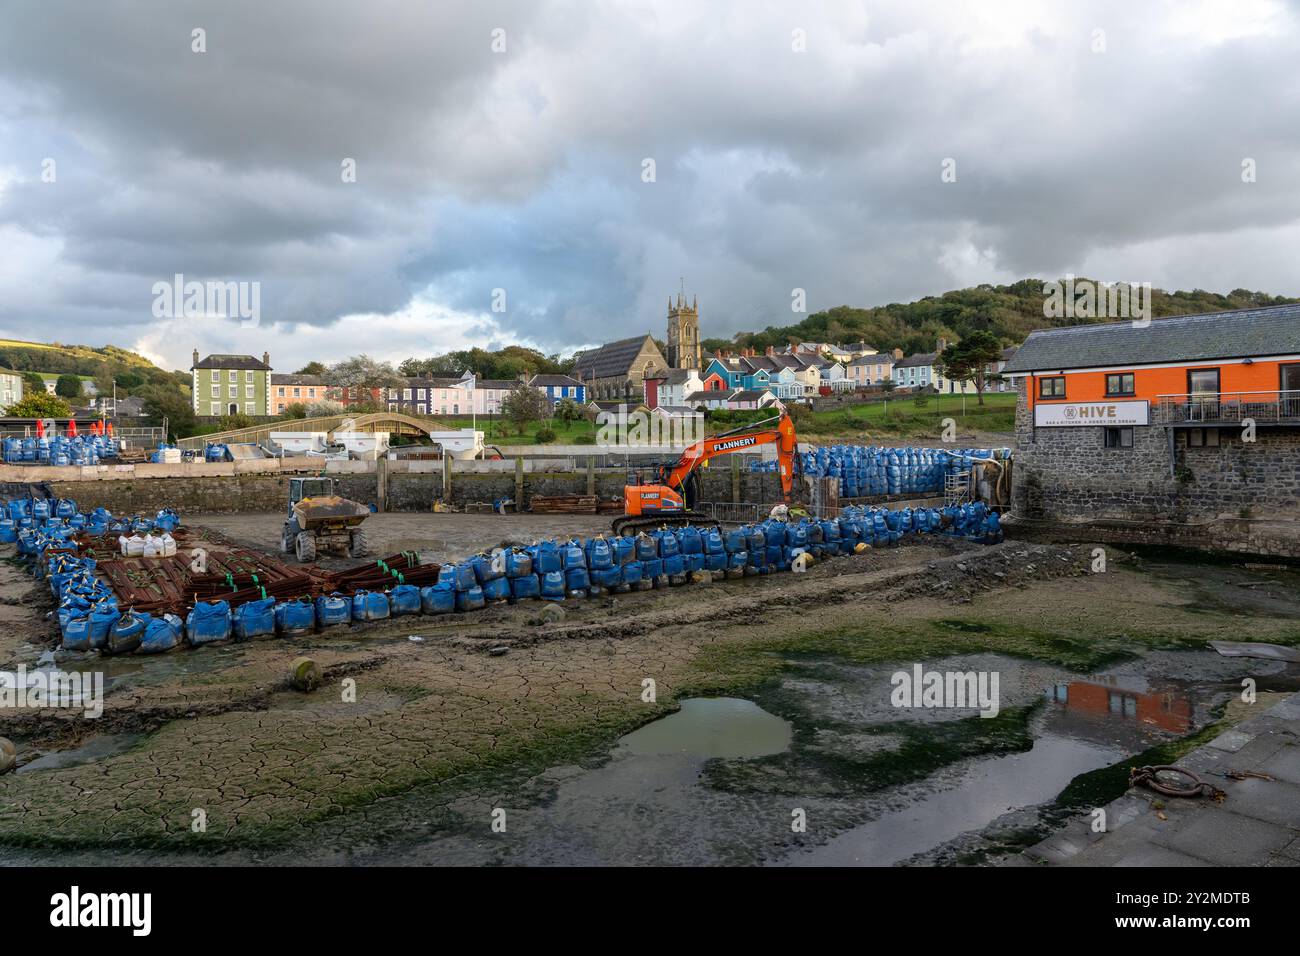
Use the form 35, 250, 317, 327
1003, 304, 1300, 555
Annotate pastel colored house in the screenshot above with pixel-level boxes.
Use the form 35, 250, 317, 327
191, 351, 272, 417
529, 374, 586, 406
271, 374, 328, 414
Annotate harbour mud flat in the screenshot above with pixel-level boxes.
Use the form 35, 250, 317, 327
1, 513, 1297, 865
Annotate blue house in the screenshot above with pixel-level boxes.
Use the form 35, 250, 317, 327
529, 373, 587, 406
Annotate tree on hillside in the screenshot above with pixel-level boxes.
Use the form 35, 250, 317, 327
139, 384, 196, 440
55, 374, 83, 399
327, 355, 405, 390
554, 397, 582, 422
936, 331, 1004, 405
21, 371, 46, 396
296, 361, 328, 376
500, 385, 551, 435
9, 392, 73, 418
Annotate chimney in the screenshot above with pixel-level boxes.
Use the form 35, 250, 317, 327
892, 348, 904, 360
263, 351, 271, 368
765, 345, 775, 357
192, 349, 199, 367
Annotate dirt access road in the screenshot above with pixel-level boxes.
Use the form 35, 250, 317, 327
1, 512, 1298, 864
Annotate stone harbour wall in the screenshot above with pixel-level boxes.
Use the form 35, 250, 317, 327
1010, 382, 1300, 556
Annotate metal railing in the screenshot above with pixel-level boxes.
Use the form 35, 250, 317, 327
1152, 390, 1300, 426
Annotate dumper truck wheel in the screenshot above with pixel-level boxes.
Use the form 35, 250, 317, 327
295, 531, 317, 563
348, 528, 368, 558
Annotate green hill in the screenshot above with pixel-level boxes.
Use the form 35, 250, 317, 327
702, 280, 1300, 356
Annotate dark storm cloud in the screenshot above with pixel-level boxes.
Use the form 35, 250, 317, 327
1, 0, 1298, 370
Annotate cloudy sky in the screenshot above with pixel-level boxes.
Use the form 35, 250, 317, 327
1, 0, 1298, 373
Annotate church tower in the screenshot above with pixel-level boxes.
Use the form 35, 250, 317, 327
666, 288, 702, 370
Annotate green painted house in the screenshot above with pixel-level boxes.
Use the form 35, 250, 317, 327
190, 351, 273, 417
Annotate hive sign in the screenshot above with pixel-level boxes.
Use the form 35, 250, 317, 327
1035, 400, 1149, 427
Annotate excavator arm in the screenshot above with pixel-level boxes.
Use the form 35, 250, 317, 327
612, 411, 799, 535
662, 412, 798, 501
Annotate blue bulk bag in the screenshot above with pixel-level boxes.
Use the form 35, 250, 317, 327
727, 551, 748, 570
531, 541, 562, 574
704, 552, 727, 573
510, 574, 540, 601
456, 586, 486, 612
389, 584, 421, 616
565, 567, 590, 593
763, 521, 788, 547
703, 529, 726, 554
55, 499, 77, 519
452, 563, 477, 591
662, 553, 686, 577
61, 615, 93, 651
107, 610, 150, 655
614, 537, 636, 567
656, 529, 681, 558
684, 553, 704, 573
622, 561, 643, 586
0, 519, 19, 544
186, 600, 232, 646
561, 541, 588, 569
352, 590, 390, 621
274, 598, 314, 634
233, 597, 276, 640
315, 593, 352, 627
482, 576, 511, 603
472, 553, 504, 584
591, 566, 621, 589
540, 570, 565, 600
677, 526, 703, 555
585, 537, 614, 570
765, 544, 783, 567
420, 584, 455, 614
139, 613, 183, 654
89, 603, 119, 649
634, 534, 658, 561
505, 549, 533, 578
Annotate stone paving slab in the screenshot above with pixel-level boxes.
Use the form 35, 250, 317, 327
1025, 691, 1300, 867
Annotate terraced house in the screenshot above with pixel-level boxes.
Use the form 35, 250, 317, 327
270, 374, 327, 414
191, 351, 272, 417
1002, 304, 1300, 557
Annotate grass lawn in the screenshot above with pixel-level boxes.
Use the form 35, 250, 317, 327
798, 392, 1016, 442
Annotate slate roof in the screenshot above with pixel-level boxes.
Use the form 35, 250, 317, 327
271, 374, 325, 386
850, 353, 894, 367
192, 353, 270, 371
1003, 304, 1300, 373
731, 390, 770, 403
572, 336, 661, 380
528, 374, 585, 388
894, 352, 939, 369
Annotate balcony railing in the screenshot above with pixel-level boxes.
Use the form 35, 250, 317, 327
1153, 390, 1300, 426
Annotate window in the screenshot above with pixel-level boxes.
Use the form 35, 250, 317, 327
1038, 377, 1066, 398
211, 402, 221, 415
293, 387, 301, 398
229, 370, 237, 382
246, 385, 254, 398
1103, 426, 1134, 449
1187, 368, 1220, 395
244, 402, 254, 415
1105, 373, 1135, 396
403, 388, 412, 400
245, 371, 254, 382
1187, 428, 1220, 448
277, 387, 285, 397
229, 385, 238, 397
211, 384, 220, 398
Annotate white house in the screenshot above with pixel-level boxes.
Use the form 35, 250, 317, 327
655, 368, 704, 408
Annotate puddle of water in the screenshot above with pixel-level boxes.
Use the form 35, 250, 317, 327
617, 697, 792, 759
17, 733, 146, 773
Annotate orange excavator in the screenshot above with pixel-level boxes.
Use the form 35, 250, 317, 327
611, 412, 798, 536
